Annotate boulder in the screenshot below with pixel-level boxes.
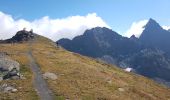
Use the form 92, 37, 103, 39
4, 86, 14, 92
0, 83, 18, 93
0, 58, 20, 80
43, 72, 57, 80
0, 58, 20, 72
118, 88, 125, 92
10, 76, 20, 80
11, 88, 18, 92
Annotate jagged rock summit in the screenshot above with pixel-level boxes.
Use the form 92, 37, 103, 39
139, 18, 170, 55
6, 28, 35, 43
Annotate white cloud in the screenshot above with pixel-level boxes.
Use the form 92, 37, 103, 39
162, 25, 170, 30
0, 12, 110, 41
124, 20, 170, 38
124, 20, 148, 38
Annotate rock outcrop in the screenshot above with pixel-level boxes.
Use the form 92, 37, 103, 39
5, 29, 35, 43
0, 52, 20, 80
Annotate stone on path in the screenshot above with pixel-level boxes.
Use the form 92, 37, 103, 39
43, 72, 58, 80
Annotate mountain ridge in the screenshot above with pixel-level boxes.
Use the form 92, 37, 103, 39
58, 18, 170, 87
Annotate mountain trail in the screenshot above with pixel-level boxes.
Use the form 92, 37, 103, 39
27, 40, 54, 100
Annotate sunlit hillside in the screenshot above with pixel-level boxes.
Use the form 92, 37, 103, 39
0, 33, 170, 100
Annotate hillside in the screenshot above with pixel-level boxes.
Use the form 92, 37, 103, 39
0, 31, 170, 100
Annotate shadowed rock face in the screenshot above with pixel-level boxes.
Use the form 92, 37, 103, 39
58, 27, 143, 58
120, 49, 170, 81
139, 18, 170, 55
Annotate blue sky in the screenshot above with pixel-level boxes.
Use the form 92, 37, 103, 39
0, 0, 170, 40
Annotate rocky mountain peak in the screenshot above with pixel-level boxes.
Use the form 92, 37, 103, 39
139, 18, 165, 42
7, 28, 35, 43
143, 18, 162, 31
130, 34, 138, 40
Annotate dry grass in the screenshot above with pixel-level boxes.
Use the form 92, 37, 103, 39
0, 43, 39, 100
30, 36, 170, 100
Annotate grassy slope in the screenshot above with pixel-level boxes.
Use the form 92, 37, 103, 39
0, 35, 170, 100
0, 43, 39, 100
32, 36, 170, 100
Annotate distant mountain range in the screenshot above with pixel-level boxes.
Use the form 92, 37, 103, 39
58, 18, 170, 87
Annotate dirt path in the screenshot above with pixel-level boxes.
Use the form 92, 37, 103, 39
27, 41, 54, 100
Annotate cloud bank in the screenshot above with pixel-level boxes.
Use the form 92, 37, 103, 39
1, 11, 170, 41
124, 20, 148, 38
162, 26, 170, 30
0, 12, 110, 41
